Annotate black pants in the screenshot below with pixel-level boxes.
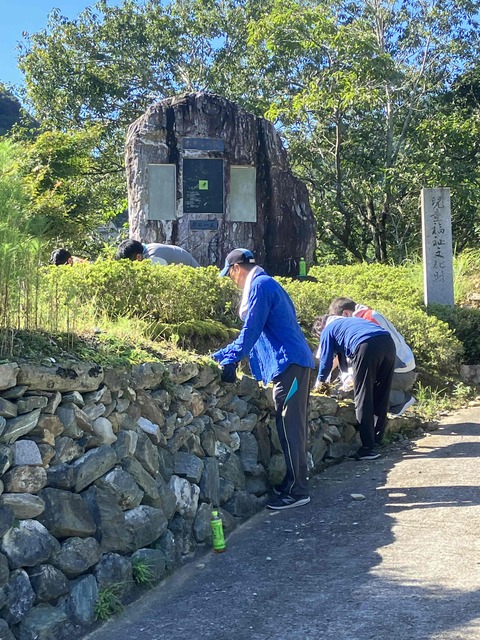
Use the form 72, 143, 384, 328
272, 364, 311, 497
351, 334, 395, 449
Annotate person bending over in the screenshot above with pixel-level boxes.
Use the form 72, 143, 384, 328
212, 248, 315, 510
314, 314, 395, 460
49, 249, 87, 266
328, 297, 417, 415
116, 240, 200, 267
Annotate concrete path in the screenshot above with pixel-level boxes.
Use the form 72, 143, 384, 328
86, 408, 480, 640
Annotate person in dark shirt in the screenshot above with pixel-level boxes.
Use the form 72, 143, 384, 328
328, 297, 417, 415
314, 314, 395, 460
49, 249, 87, 265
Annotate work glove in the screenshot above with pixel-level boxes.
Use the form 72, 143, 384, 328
314, 381, 332, 395
221, 363, 237, 383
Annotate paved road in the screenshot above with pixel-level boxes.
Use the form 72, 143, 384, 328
86, 408, 480, 640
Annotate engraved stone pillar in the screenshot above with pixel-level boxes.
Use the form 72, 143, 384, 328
421, 187, 454, 307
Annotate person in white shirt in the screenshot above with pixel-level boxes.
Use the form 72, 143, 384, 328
116, 240, 200, 267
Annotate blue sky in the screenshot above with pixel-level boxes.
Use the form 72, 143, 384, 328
0, 1, 120, 88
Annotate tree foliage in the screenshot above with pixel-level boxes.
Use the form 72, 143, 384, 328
247, 0, 480, 261
18, 0, 266, 130
17, 0, 268, 243
20, 125, 125, 244
0, 139, 48, 334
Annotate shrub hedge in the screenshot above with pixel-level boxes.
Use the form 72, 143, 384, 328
280, 273, 461, 377
41, 261, 239, 325
427, 304, 480, 365
40, 259, 465, 376
308, 263, 424, 307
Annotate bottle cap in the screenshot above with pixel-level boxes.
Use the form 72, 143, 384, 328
212, 510, 218, 517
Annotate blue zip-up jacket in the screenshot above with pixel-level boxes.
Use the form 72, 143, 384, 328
317, 316, 390, 382
212, 272, 315, 384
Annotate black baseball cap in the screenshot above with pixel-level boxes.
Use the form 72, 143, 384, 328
219, 248, 256, 276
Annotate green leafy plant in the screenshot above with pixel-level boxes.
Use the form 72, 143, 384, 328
451, 382, 474, 404
452, 249, 480, 304
0, 138, 49, 349
94, 586, 124, 621
413, 380, 474, 422
38, 261, 239, 326
132, 557, 155, 587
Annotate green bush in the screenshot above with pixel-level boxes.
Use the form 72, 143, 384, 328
276, 278, 332, 327
39, 261, 239, 326
278, 262, 423, 328
148, 319, 239, 352
308, 263, 424, 307
375, 301, 462, 376
279, 267, 462, 377
427, 304, 480, 365
304, 259, 480, 368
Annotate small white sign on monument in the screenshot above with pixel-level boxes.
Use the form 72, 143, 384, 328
421, 187, 454, 307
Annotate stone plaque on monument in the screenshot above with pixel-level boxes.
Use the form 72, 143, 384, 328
189, 219, 219, 231
229, 166, 256, 222
421, 187, 454, 307
183, 159, 224, 214
183, 137, 224, 152
147, 164, 176, 221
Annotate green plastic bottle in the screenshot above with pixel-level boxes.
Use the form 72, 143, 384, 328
211, 510, 226, 553
299, 257, 307, 277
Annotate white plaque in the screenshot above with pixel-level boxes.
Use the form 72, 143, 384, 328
421, 187, 454, 306
147, 164, 177, 221
229, 166, 257, 222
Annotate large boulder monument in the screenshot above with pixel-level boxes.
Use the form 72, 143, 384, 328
125, 92, 316, 276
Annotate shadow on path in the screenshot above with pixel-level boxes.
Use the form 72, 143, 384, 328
86, 411, 480, 640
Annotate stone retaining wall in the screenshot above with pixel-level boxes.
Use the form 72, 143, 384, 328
0, 360, 423, 639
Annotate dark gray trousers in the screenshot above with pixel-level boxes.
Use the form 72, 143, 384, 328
351, 334, 396, 449
272, 364, 311, 497
389, 369, 417, 408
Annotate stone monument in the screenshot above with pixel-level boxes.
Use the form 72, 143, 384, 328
420, 187, 454, 306
125, 93, 316, 276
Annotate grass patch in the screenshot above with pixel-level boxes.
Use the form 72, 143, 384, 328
0, 326, 211, 368
414, 380, 474, 422
94, 586, 124, 621
132, 557, 156, 587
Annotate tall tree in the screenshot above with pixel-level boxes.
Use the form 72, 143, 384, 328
18, 0, 267, 130
248, 0, 480, 261
21, 125, 125, 244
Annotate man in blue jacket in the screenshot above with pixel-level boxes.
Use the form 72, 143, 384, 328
212, 248, 315, 510
314, 314, 395, 460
